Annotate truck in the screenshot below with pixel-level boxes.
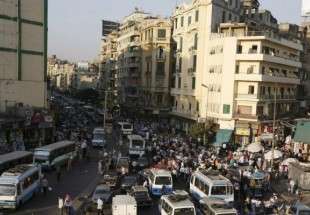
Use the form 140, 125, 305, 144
112, 195, 137, 215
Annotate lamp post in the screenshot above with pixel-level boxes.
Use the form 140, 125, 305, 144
201, 84, 209, 146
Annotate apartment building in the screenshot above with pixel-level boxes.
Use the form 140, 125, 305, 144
207, 23, 303, 144
0, 0, 48, 112
140, 18, 172, 114
117, 10, 149, 107
171, 0, 243, 131
171, 0, 303, 140
99, 31, 119, 104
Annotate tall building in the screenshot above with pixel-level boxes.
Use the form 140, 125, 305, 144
170, 0, 303, 138
0, 0, 48, 112
102, 20, 120, 37
140, 18, 172, 115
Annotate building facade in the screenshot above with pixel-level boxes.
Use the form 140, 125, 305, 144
140, 18, 172, 115
0, 0, 48, 112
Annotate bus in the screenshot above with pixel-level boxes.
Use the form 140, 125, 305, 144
199, 197, 237, 215
33, 141, 76, 169
147, 169, 173, 196
0, 151, 33, 174
159, 190, 196, 215
128, 135, 145, 158
190, 169, 234, 203
0, 164, 41, 209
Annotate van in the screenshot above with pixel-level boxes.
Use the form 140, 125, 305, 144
92, 128, 106, 147
112, 195, 137, 215
159, 190, 196, 215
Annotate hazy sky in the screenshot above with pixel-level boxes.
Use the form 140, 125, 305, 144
48, 0, 302, 62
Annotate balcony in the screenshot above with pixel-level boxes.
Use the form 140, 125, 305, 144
236, 53, 302, 68
235, 94, 297, 101
235, 73, 300, 85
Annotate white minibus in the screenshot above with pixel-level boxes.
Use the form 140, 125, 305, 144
159, 190, 196, 215
128, 135, 145, 157
190, 169, 233, 203
0, 164, 41, 209
117, 122, 133, 136
148, 169, 173, 196
33, 141, 76, 170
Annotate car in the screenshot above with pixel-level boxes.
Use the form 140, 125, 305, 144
136, 156, 149, 169
100, 172, 119, 189
91, 184, 113, 204
120, 176, 138, 192
128, 186, 152, 207
116, 157, 130, 174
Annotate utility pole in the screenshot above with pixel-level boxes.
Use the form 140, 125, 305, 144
271, 85, 277, 169
103, 91, 108, 130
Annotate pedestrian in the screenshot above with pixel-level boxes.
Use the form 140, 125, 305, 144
81, 140, 87, 159
98, 160, 103, 175
97, 198, 103, 215
56, 165, 61, 182
58, 197, 64, 215
64, 194, 73, 214
42, 177, 49, 196
67, 155, 73, 171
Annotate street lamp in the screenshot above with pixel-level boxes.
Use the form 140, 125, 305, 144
201, 83, 209, 146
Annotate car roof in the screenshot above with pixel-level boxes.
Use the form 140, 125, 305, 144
132, 186, 148, 192
96, 184, 110, 190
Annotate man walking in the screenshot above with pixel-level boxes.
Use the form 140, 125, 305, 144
97, 198, 103, 215
42, 177, 49, 196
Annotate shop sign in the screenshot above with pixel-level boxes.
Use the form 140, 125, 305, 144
236, 128, 250, 136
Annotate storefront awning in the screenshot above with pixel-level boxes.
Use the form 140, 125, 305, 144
213, 129, 233, 147
294, 120, 310, 144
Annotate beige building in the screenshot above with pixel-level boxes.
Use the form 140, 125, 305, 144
140, 18, 172, 114
170, 0, 303, 138
0, 0, 48, 112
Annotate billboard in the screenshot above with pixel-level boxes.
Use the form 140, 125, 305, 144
302, 0, 310, 17
102, 20, 119, 37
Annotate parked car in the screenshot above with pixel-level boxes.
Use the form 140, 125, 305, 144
128, 186, 152, 207
91, 184, 113, 204
121, 176, 138, 192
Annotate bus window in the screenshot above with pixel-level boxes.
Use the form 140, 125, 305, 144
211, 186, 227, 195
227, 186, 233, 195
0, 184, 15, 196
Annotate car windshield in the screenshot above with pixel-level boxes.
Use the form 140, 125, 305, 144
0, 184, 16, 196
93, 133, 104, 140
211, 186, 227, 195
132, 140, 143, 148
95, 188, 110, 194
134, 191, 148, 197
174, 207, 195, 215
155, 176, 171, 185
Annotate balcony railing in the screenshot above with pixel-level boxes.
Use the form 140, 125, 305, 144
236, 94, 296, 100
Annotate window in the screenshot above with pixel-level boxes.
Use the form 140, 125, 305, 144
195, 10, 199, 22
196, 102, 199, 112
189, 103, 192, 111
180, 37, 183, 51
157, 95, 163, 105
229, 0, 232, 5
192, 77, 196, 90
181, 16, 184, 27
156, 62, 165, 75
158, 29, 166, 39
222, 11, 226, 22
237, 45, 242, 54
178, 57, 182, 72
171, 77, 176, 88
193, 55, 197, 72
223, 104, 230, 114
228, 13, 232, 21
235, 65, 239, 74
178, 77, 181, 88
175, 18, 178, 29
188, 16, 192, 26
248, 85, 255, 94
194, 33, 198, 50
262, 66, 265, 74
